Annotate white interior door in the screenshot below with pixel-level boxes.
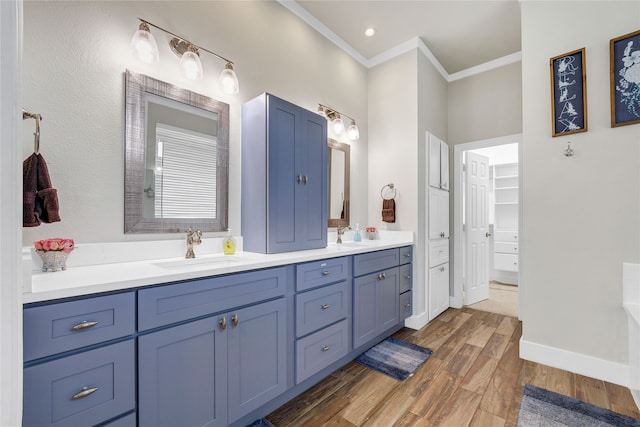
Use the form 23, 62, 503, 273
465, 151, 490, 305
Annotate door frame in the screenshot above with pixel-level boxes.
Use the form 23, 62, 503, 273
452, 134, 522, 319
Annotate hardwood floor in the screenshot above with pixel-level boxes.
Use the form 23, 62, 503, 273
266, 307, 640, 426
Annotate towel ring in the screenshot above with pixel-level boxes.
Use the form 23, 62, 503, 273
23, 109, 42, 154
380, 183, 396, 200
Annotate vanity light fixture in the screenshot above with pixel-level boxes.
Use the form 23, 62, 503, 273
317, 104, 360, 141
130, 18, 239, 94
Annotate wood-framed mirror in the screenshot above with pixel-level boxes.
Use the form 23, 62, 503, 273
328, 139, 350, 228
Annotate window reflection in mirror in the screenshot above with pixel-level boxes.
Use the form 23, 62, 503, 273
125, 70, 229, 233
328, 139, 350, 228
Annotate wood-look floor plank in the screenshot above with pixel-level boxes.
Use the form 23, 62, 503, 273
266, 308, 640, 426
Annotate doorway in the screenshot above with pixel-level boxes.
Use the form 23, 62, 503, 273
452, 134, 522, 319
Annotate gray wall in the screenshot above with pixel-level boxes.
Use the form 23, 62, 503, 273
521, 0, 640, 366
22, 1, 369, 244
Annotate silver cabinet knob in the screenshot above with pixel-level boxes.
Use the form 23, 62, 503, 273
219, 317, 227, 331
231, 314, 239, 327
485, 232, 492, 237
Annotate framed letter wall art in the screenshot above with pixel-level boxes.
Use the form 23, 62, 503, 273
610, 29, 640, 127
550, 48, 588, 137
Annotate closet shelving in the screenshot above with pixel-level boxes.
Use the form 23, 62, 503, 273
492, 162, 519, 284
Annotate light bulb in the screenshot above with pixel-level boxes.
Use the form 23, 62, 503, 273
180, 46, 203, 80
332, 114, 344, 135
347, 120, 360, 140
130, 22, 159, 64
218, 62, 239, 94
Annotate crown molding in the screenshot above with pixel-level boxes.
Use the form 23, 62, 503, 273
278, 0, 522, 81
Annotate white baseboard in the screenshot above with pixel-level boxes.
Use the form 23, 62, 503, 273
631, 389, 640, 411
404, 311, 430, 330
520, 338, 631, 388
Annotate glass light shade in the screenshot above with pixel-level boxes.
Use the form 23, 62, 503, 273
347, 120, 360, 140
180, 49, 203, 80
130, 26, 159, 64
317, 105, 327, 119
218, 63, 239, 94
332, 115, 344, 135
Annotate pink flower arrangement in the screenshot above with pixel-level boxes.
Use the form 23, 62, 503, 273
34, 238, 75, 253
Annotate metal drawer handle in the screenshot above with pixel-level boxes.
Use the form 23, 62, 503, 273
440, 267, 445, 272
404, 303, 411, 308
404, 275, 411, 280
322, 271, 330, 276
322, 345, 331, 352
231, 314, 239, 327
404, 253, 411, 257
321, 304, 331, 310
219, 317, 227, 331
72, 320, 98, 331
377, 273, 386, 280
72, 386, 98, 400
486, 232, 492, 237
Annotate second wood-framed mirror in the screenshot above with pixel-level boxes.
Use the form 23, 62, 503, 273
328, 139, 350, 228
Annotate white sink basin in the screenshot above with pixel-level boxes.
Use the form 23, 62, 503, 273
153, 256, 244, 270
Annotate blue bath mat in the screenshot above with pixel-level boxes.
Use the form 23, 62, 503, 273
355, 336, 433, 380
246, 418, 274, 427
517, 384, 640, 426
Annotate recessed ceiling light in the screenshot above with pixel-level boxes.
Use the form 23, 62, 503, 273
365, 28, 375, 37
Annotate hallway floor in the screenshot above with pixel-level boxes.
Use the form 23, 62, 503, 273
265, 307, 639, 426
467, 281, 518, 318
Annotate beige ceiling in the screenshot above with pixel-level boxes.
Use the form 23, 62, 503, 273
293, 0, 522, 74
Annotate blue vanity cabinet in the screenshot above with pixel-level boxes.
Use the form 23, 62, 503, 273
137, 267, 289, 427
22, 293, 136, 427
241, 93, 328, 254
399, 246, 413, 321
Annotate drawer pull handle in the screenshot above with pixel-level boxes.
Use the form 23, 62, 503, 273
486, 232, 492, 237
322, 271, 330, 276
297, 174, 302, 184
404, 303, 411, 308
303, 175, 309, 185
404, 253, 411, 257
219, 317, 227, 331
231, 314, 239, 327
404, 275, 411, 279
322, 345, 331, 352
72, 320, 98, 331
321, 304, 331, 310
377, 273, 386, 280
72, 386, 98, 400
440, 267, 445, 272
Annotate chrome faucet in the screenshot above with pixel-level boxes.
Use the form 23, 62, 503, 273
336, 225, 351, 244
185, 228, 202, 258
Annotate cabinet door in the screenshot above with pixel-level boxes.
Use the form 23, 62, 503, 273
353, 268, 399, 349
440, 141, 449, 191
428, 188, 450, 239
429, 264, 450, 320
428, 134, 442, 188
227, 298, 287, 423
268, 96, 301, 253
297, 108, 328, 250
138, 317, 227, 427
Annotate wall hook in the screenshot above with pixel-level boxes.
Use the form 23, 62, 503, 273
564, 141, 574, 157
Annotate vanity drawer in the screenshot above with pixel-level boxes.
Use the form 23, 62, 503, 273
399, 263, 413, 294
399, 246, 413, 265
138, 266, 287, 331
23, 292, 135, 362
494, 230, 518, 242
23, 340, 135, 427
295, 319, 349, 384
429, 240, 449, 267
494, 253, 518, 272
494, 241, 518, 254
400, 290, 413, 320
296, 281, 349, 338
296, 256, 348, 292
353, 248, 399, 277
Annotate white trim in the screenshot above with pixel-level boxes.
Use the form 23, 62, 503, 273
448, 51, 522, 82
520, 338, 632, 389
453, 134, 522, 318
276, 0, 369, 67
278, 0, 522, 80
0, 0, 23, 425
404, 311, 430, 331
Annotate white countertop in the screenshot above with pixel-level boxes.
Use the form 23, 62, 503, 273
23, 232, 414, 304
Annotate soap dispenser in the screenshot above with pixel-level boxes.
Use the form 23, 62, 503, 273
223, 229, 236, 255
353, 223, 362, 242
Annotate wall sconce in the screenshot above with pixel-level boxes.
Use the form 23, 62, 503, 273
317, 104, 360, 141
130, 18, 239, 94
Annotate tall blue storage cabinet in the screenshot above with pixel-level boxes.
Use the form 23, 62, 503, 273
242, 93, 328, 253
